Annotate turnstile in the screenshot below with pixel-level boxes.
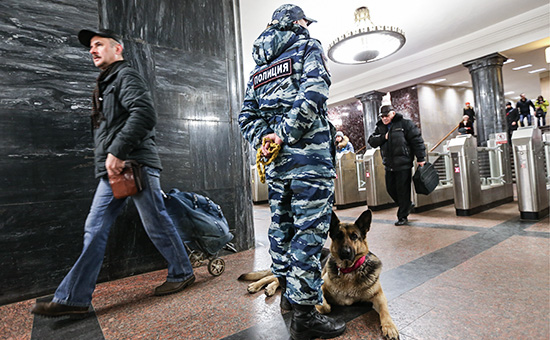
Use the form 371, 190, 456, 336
250, 165, 268, 203
448, 134, 513, 215
543, 132, 550, 187
511, 127, 549, 220
363, 148, 394, 210
412, 142, 454, 212
334, 152, 367, 208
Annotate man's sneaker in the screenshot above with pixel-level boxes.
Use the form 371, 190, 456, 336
395, 218, 408, 226
31, 302, 89, 317
154, 274, 195, 296
290, 304, 346, 340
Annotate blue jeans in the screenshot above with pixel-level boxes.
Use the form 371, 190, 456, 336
520, 113, 532, 126
52, 167, 194, 307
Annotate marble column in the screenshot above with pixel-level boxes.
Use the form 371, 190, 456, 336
462, 53, 508, 146
356, 91, 385, 149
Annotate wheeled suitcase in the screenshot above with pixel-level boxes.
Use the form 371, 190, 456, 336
413, 162, 439, 195
164, 189, 235, 276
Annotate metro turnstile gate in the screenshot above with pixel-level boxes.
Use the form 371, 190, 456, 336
250, 165, 268, 203
334, 152, 367, 208
413, 142, 454, 212
363, 148, 394, 210
511, 127, 549, 220
448, 134, 513, 215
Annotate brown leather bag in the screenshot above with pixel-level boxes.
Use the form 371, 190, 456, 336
108, 160, 144, 199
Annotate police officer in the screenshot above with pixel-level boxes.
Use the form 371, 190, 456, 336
368, 105, 426, 226
239, 4, 345, 340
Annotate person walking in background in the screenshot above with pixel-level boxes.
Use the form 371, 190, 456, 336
534, 95, 548, 127
516, 93, 536, 126
31, 28, 195, 318
335, 131, 354, 156
368, 105, 426, 226
505, 102, 520, 144
457, 115, 474, 135
463, 102, 475, 123
238, 4, 345, 340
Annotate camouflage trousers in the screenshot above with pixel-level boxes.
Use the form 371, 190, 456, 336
267, 178, 334, 305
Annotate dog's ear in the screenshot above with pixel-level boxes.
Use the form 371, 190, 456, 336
355, 209, 372, 237
329, 210, 340, 238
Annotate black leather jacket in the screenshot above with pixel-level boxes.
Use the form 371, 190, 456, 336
92, 61, 162, 178
368, 113, 426, 171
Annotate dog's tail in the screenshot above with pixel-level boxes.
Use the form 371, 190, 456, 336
238, 269, 272, 281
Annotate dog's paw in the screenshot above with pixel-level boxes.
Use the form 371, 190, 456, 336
247, 282, 262, 294
381, 322, 399, 340
264, 281, 278, 297
315, 304, 331, 314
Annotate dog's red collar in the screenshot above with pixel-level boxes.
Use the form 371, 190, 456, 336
338, 255, 366, 275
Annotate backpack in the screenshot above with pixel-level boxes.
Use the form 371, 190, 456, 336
164, 189, 233, 255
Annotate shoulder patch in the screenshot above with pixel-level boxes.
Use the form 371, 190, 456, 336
253, 58, 292, 89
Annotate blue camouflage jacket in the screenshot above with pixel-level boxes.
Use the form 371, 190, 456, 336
239, 19, 335, 180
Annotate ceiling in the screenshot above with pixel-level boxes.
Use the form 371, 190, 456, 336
239, 0, 549, 106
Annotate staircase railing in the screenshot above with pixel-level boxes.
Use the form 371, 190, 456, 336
429, 123, 460, 153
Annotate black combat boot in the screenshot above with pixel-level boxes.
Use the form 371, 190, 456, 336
278, 276, 292, 311
290, 304, 346, 340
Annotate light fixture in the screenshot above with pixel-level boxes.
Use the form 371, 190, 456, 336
503, 58, 515, 64
528, 68, 547, 74
546, 47, 550, 64
327, 6, 405, 65
452, 81, 469, 86
512, 64, 532, 71
428, 78, 446, 84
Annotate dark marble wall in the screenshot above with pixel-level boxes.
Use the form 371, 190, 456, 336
0, 0, 253, 306
391, 86, 421, 129
327, 100, 366, 153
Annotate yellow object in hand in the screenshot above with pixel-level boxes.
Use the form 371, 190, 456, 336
256, 137, 281, 184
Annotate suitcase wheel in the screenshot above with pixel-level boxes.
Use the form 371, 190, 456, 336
208, 258, 225, 276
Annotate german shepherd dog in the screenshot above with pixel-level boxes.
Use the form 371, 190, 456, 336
239, 210, 399, 340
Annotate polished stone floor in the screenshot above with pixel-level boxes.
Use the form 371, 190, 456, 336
1, 201, 549, 340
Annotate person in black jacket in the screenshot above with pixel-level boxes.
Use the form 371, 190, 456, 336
368, 105, 426, 226
458, 115, 474, 135
506, 102, 520, 144
32, 29, 195, 318
463, 102, 475, 122
516, 93, 535, 126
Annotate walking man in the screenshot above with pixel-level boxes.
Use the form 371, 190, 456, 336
32, 28, 195, 317
368, 105, 426, 226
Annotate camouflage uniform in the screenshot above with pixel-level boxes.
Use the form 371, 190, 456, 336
239, 5, 335, 305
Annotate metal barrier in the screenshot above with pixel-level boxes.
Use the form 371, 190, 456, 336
448, 134, 513, 215
543, 131, 550, 186
511, 127, 549, 220
250, 165, 268, 203
362, 148, 394, 210
334, 152, 367, 208
412, 142, 454, 211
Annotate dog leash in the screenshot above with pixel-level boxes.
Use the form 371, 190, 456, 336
256, 137, 281, 184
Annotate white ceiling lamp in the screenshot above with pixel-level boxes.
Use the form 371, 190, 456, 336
327, 6, 405, 65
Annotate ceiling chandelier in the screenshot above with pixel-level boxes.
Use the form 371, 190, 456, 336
327, 6, 406, 65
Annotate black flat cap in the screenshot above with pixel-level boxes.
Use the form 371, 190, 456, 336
379, 105, 395, 115
78, 28, 122, 47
